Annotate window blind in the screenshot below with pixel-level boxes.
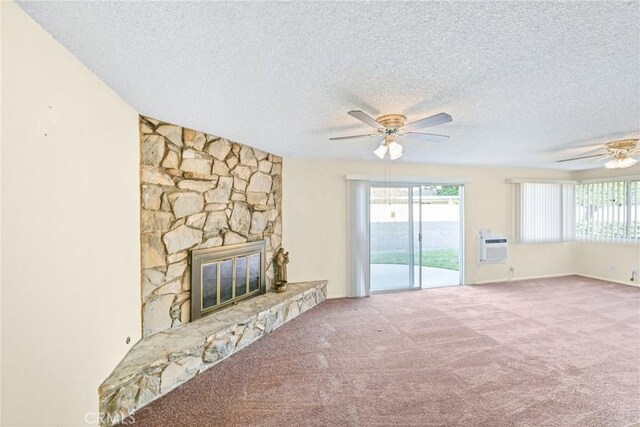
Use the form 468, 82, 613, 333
516, 182, 575, 243
576, 179, 640, 244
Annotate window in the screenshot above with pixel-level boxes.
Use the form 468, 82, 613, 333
576, 179, 640, 243
516, 182, 575, 243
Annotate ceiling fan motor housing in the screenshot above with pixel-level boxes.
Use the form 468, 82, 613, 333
376, 114, 406, 130
606, 139, 637, 153
329, 110, 453, 160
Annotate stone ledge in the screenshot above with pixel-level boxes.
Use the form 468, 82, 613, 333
99, 280, 327, 426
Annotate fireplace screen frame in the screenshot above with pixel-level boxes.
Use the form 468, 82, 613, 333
190, 240, 266, 321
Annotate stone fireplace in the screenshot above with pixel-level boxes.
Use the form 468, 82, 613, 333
140, 115, 282, 337
190, 240, 266, 321
98, 116, 327, 426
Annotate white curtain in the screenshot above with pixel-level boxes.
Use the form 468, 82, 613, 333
347, 179, 370, 297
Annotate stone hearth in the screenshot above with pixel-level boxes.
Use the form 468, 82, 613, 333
99, 281, 327, 426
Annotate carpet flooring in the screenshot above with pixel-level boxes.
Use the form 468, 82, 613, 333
129, 276, 640, 426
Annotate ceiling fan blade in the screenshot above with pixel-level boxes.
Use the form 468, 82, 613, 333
329, 134, 376, 141
402, 132, 449, 143
402, 112, 452, 132
347, 110, 384, 129
587, 154, 612, 163
556, 153, 606, 163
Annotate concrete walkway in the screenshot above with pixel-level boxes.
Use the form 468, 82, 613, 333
370, 264, 460, 292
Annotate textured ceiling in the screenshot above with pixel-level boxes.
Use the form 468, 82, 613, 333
17, 1, 640, 170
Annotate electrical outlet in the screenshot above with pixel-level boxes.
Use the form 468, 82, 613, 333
609, 264, 616, 272
509, 266, 515, 273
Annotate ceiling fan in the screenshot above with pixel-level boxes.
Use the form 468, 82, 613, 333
330, 110, 453, 160
556, 139, 639, 169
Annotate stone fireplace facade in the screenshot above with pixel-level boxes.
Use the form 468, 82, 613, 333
139, 115, 282, 337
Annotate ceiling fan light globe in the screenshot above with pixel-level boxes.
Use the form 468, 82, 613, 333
388, 141, 403, 160
389, 150, 403, 160
373, 144, 388, 160
625, 157, 639, 167
604, 158, 619, 169
605, 156, 638, 169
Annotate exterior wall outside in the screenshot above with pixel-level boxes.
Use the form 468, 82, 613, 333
371, 221, 460, 251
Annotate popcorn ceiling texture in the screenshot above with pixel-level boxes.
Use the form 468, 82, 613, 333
139, 116, 282, 337
17, 2, 639, 170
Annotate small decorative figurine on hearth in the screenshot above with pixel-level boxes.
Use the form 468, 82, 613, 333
274, 247, 290, 293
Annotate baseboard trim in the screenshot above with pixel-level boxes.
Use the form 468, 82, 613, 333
574, 274, 639, 288
468, 273, 639, 288
469, 272, 576, 285
336, 273, 639, 295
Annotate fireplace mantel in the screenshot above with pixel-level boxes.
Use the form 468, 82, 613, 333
99, 280, 327, 426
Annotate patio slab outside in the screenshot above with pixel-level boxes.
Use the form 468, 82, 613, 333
370, 264, 461, 292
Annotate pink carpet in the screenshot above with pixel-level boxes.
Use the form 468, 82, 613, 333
128, 276, 640, 426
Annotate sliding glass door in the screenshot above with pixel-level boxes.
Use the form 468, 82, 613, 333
369, 183, 463, 293
369, 186, 414, 292
418, 185, 462, 289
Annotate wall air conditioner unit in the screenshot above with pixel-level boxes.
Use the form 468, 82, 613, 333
478, 230, 508, 264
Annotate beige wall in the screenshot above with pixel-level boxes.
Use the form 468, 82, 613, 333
283, 158, 577, 298
0, 1, 3, 421
2, 3, 141, 426
573, 165, 640, 286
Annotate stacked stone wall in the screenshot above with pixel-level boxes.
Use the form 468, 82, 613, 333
139, 116, 282, 336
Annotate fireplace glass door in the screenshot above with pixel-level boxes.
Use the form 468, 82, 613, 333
235, 257, 248, 298
202, 263, 218, 309
248, 253, 261, 292
191, 240, 266, 321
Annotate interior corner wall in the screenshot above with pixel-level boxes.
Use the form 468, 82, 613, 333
1, 2, 141, 426
282, 158, 577, 298
573, 165, 640, 286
